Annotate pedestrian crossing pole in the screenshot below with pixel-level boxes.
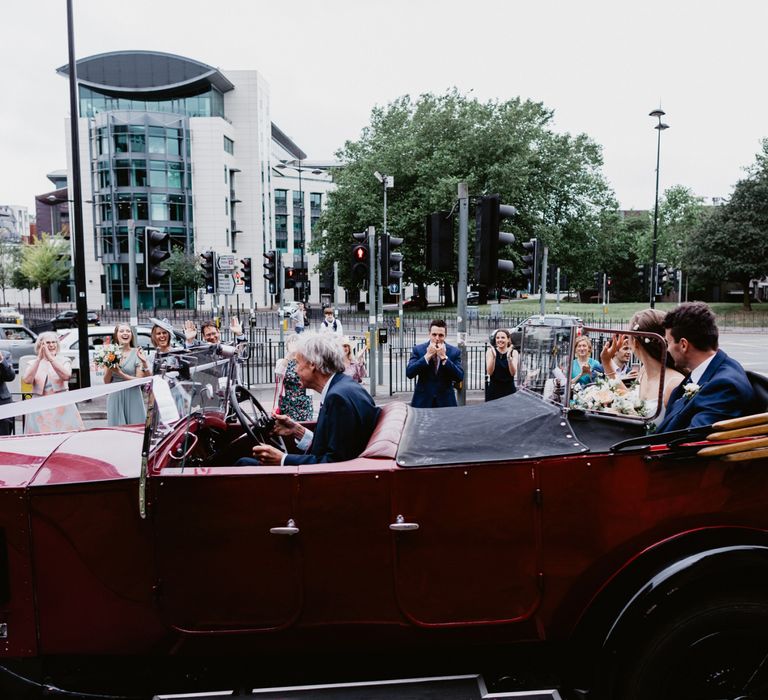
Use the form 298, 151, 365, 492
367, 226, 377, 398
456, 182, 468, 406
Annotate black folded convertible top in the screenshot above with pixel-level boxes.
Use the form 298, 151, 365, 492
396, 390, 589, 467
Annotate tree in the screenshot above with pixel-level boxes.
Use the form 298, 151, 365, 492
313, 90, 616, 299
165, 248, 204, 289
686, 166, 768, 310
19, 234, 70, 305
0, 241, 21, 305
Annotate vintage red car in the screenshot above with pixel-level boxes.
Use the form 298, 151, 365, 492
1, 328, 768, 699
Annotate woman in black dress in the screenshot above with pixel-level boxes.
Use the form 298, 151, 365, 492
485, 328, 518, 401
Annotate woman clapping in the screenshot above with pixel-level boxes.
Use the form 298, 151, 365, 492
485, 329, 518, 401
104, 323, 149, 426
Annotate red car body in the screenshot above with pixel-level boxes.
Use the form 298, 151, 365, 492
1, 337, 768, 698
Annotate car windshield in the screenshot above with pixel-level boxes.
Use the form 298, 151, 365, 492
145, 344, 237, 452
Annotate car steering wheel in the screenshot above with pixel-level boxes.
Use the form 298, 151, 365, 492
229, 384, 285, 450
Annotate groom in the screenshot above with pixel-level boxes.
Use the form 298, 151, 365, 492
656, 302, 755, 432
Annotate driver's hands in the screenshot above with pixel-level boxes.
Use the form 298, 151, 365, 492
251, 444, 285, 465
272, 412, 304, 439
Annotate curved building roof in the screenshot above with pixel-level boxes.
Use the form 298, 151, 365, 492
56, 50, 234, 98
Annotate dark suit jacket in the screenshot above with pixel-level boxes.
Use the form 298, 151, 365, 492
284, 373, 380, 465
406, 341, 464, 408
656, 349, 755, 433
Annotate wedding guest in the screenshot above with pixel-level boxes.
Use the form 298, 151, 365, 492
104, 323, 148, 426
485, 328, 518, 401
341, 337, 366, 383
183, 317, 246, 347
570, 336, 603, 388
275, 333, 313, 421
656, 302, 755, 431
148, 317, 176, 367
22, 332, 83, 434
600, 309, 684, 425
407, 319, 464, 408
0, 349, 15, 435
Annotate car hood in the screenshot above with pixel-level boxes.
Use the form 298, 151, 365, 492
0, 428, 144, 488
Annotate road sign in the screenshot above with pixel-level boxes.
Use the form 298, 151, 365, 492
388, 282, 401, 294
217, 272, 235, 295
217, 254, 236, 271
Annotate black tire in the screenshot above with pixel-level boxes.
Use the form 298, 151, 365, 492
619, 592, 768, 700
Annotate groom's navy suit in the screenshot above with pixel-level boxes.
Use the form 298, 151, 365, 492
406, 341, 464, 408
656, 349, 755, 433
284, 373, 380, 465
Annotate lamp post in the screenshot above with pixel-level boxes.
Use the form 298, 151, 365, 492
373, 171, 393, 384
649, 107, 669, 309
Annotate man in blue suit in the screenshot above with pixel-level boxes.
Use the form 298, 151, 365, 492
656, 302, 755, 433
246, 333, 380, 465
406, 319, 464, 408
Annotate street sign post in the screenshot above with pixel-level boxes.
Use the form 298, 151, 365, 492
217, 272, 235, 295
217, 254, 236, 271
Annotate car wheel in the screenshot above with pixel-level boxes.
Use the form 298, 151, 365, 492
619, 591, 768, 700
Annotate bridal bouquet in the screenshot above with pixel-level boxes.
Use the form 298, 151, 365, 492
570, 375, 648, 417
94, 343, 123, 369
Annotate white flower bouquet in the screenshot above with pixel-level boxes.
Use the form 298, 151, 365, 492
93, 343, 123, 369
571, 375, 648, 417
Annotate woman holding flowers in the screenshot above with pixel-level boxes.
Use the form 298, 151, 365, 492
22, 331, 83, 434
103, 323, 149, 426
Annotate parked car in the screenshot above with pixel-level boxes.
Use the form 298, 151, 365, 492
0, 323, 36, 369
50, 309, 101, 330
0, 306, 24, 325
509, 313, 582, 348
467, 291, 480, 305
1, 331, 768, 699
278, 301, 301, 318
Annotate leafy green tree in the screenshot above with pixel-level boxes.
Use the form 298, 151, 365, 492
163, 248, 205, 309
685, 143, 768, 310
633, 185, 707, 280
19, 234, 70, 305
314, 90, 616, 300
0, 241, 21, 305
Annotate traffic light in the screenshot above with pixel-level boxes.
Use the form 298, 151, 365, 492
263, 249, 279, 296
637, 263, 650, 300
522, 238, 540, 291
200, 250, 217, 294
656, 262, 668, 295
351, 232, 370, 283
240, 257, 252, 294
607, 275, 612, 289
284, 267, 296, 289
144, 227, 170, 288
425, 211, 454, 273
474, 194, 516, 288
380, 233, 404, 292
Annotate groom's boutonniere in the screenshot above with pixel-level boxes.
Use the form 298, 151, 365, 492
683, 383, 701, 401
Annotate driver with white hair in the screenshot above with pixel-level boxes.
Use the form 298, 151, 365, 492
239, 332, 380, 465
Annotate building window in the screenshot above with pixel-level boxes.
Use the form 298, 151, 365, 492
310, 192, 322, 211
274, 189, 287, 214
223, 136, 234, 154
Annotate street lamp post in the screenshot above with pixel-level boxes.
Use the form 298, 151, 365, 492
373, 171, 393, 384
649, 108, 669, 309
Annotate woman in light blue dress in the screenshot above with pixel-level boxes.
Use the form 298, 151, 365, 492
104, 323, 149, 426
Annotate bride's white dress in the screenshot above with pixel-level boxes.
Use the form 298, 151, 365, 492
626, 386, 665, 425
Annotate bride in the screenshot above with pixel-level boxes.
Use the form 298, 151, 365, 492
600, 309, 684, 425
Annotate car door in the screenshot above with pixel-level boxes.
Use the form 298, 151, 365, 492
391, 460, 541, 626
152, 465, 302, 632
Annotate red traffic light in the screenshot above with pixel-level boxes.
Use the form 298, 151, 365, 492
354, 246, 367, 261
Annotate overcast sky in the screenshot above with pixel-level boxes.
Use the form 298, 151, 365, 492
3, 0, 767, 213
